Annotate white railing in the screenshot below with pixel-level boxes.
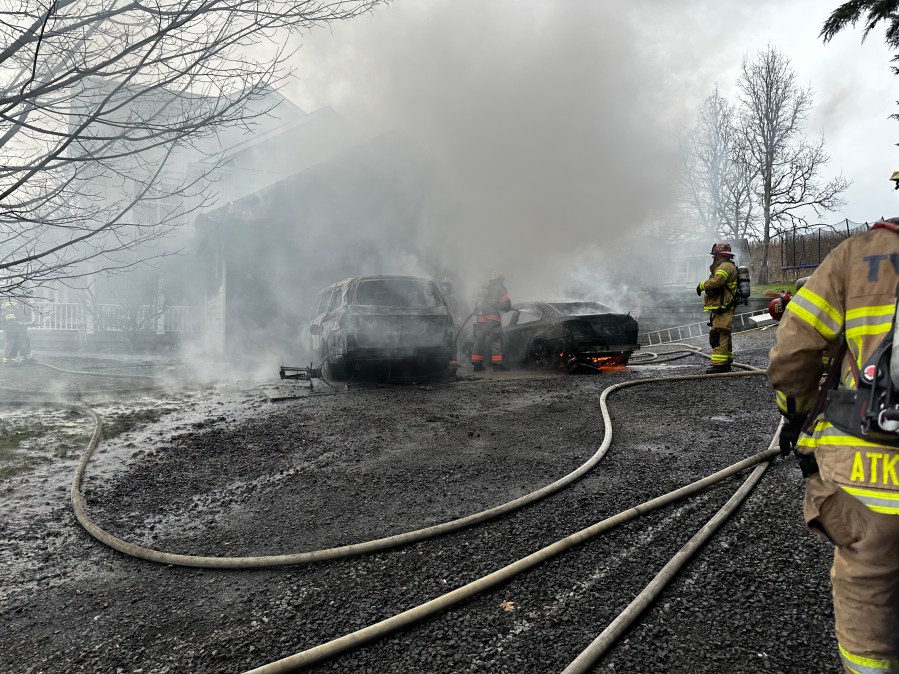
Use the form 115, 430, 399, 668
32, 302, 86, 330
640, 308, 772, 346
165, 305, 204, 333
30, 302, 204, 333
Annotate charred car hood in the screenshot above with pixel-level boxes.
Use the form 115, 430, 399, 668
562, 314, 638, 340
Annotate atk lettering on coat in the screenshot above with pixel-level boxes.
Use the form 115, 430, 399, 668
850, 451, 899, 485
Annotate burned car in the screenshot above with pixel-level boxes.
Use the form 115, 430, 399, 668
306, 275, 456, 381
501, 300, 639, 370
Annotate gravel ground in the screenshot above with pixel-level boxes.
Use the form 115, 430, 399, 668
0, 328, 839, 673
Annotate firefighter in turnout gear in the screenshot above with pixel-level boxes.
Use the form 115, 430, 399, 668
2, 291, 33, 365
768, 217, 899, 674
696, 242, 738, 373
471, 271, 511, 372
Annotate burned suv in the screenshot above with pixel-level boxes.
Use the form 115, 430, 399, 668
306, 276, 456, 381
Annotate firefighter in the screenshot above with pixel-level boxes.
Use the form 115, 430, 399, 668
471, 271, 511, 372
768, 216, 899, 674
2, 288, 33, 365
696, 242, 739, 373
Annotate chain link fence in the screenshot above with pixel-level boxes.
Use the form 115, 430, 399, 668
748, 219, 874, 284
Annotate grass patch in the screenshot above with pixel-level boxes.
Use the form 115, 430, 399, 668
103, 407, 178, 440
0, 455, 52, 481
0, 428, 42, 451
0, 417, 84, 482
752, 282, 798, 297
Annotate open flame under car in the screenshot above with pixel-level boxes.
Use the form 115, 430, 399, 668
500, 300, 639, 371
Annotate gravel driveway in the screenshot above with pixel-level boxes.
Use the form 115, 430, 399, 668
0, 327, 840, 673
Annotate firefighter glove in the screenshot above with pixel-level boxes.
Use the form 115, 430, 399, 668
779, 413, 807, 457
696, 284, 703, 296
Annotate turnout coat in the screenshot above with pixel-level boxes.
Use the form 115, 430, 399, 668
768, 223, 899, 514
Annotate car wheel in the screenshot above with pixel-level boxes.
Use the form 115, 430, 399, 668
528, 339, 556, 369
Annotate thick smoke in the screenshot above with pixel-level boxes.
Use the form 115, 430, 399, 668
287, 0, 693, 307
180, 0, 896, 369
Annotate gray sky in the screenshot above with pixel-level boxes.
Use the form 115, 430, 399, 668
281, 0, 899, 298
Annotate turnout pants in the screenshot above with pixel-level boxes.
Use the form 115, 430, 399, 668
3, 324, 29, 362
804, 475, 899, 673
472, 321, 503, 366
708, 309, 734, 366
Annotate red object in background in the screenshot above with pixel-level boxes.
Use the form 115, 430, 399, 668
768, 291, 792, 321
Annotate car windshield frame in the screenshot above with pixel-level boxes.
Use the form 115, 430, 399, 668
354, 278, 443, 308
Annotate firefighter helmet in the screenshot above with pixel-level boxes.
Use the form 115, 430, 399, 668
490, 271, 505, 281
891, 170, 899, 189
710, 242, 734, 258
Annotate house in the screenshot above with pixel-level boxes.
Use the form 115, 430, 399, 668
195, 130, 436, 358
36, 87, 367, 352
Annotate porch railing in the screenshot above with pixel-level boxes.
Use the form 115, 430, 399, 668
29, 302, 204, 333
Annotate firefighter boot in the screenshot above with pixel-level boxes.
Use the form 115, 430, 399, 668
472, 362, 485, 372
705, 363, 732, 374
492, 364, 507, 372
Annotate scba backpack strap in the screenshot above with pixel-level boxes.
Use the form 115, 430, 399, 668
825, 282, 899, 445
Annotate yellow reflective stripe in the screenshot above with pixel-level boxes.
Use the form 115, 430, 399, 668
786, 292, 842, 340
846, 323, 892, 339
841, 485, 899, 501
775, 390, 788, 413
715, 269, 729, 278
815, 433, 890, 450
699, 282, 705, 291
798, 421, 896, 450
840, 643, 899, 674
798, 287, 843, 325
846, 304, 894, 320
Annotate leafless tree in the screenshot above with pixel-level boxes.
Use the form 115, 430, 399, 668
738, 46, 850, 283
676, 86, 758, 243
0, 0, 382, 300
719, 132, 759, 242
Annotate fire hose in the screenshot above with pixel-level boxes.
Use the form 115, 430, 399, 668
62, 362, 770, 569
244, 438, 780, 674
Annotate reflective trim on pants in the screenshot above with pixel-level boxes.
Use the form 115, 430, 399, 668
840, 644, 899, 674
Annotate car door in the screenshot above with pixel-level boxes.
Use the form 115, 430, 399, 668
320, 284, 346, 355
500, 309, 521, 361
512, 307, 545, 362
308, 287, 334, 360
